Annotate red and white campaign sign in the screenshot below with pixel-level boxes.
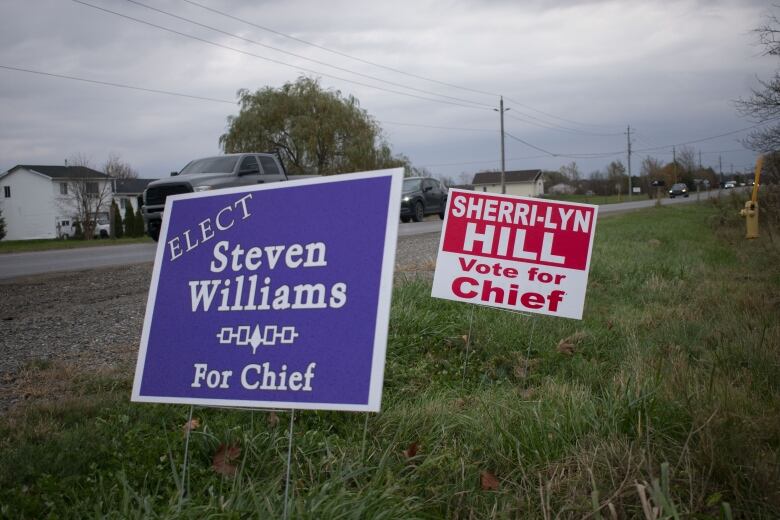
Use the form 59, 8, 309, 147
432, 189, 598, 319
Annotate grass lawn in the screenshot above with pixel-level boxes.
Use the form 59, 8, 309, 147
0, 236, 153, 254
1, 196, 779, 518
543, 193, 660, 205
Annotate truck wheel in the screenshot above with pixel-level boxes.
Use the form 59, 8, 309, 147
412, 201, 424, 222
149, 225, 160, 242
400, 216, 410, 223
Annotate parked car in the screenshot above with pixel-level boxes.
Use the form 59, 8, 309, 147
57, 216, 110, 239
724, 180, 737, 189
141, 153, 288, 241
668, 183, 689, 198
400, 177, 448, 222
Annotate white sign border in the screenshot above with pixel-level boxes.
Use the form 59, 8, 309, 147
433, 188, 599, 320
131, 168, 404, 412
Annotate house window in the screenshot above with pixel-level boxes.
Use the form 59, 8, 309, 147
60, 183, 68, 195
3, 186, 9, 198
86, 182, 99, 195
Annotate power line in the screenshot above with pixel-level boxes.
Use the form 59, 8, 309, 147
178, 0, 499, 99
382, 121, 496, 133
0, 63, 505, 137
71, 0, 493, 112
121, 0, 493, 110
503, 95, 623, 130
179, 0, 619, 131
504, 131, 557, 156
504, 131, 624, 159
504, 111, 623, 136
0, 63, 235, 104
421, 154, 549, 168
632, 122, 773, 152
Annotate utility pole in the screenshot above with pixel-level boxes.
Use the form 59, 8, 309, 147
698, 150, 702, 170
626, 125, 632, 200
673, 146, 677, 183
719, 155, 723, 189
495, 96, 509, 194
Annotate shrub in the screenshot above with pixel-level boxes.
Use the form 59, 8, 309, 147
111, 202, 123, 239
134, 208, 144, 237
124, 205, 135, 237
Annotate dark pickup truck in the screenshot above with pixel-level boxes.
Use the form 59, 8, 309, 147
141, 153, 288, 241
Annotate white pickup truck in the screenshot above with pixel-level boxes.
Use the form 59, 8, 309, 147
57, 216, 111, 239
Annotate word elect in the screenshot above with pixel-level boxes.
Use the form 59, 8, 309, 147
167, 194, 253, 261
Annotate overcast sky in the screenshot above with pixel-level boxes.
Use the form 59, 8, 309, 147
0, 0, 776, 181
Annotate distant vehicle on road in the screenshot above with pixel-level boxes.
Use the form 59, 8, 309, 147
724, 180, 737, 189
400, 177, 447, 222
668, 183, 689, 198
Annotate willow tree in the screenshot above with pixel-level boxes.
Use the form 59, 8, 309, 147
220, 77, 405, 175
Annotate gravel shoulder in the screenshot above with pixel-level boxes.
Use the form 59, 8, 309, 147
0, 232, 441, 412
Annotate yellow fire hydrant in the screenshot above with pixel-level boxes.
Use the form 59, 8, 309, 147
740, 200, 759, 239
739, 156, 763, 239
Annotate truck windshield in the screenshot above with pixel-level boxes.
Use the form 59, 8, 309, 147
180, 157, 239, 175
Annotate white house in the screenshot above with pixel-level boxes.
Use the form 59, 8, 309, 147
114, 178, 154, 217
472, 170, 544, 197
0, 165, 113, 240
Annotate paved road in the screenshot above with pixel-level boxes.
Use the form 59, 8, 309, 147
0, 243, 159, 280
0, 189, 735, 280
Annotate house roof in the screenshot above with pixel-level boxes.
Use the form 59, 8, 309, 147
8, 164, 109, 179
472, 169, 542, 185
115, 178, 155, 194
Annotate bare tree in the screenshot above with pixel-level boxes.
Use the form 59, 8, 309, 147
103, 152, 138, 179
641, 156, 664, 178
737, 9, 780, 151
559, 161, 581, 182
457, 172, 472, 185
59, 154, 114, 240
676, 146, 697, 175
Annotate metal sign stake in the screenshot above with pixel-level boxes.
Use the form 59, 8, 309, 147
360, 413, 370, 461
461, 305, 476, 387
283, 409, 296, 520
178, 405, 195, 511
523, 317, 537, 382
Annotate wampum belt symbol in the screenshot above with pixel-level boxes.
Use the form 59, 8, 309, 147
216, 325, 299, 354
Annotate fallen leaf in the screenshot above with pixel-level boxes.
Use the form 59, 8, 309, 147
557, 342, 575, 355
212, 443, 241, 477
182, 417, 200, 433
403, 441, 419, 459
454, 398, 466, 409
561, 331, 588, 344
557, 331, 587, 355
519, 388, 536, 400
267, 411, 279, 428
480, 470, 500, 491
606, 320, 614, 330
648, 239, 661, 247
462, 334, 469, 344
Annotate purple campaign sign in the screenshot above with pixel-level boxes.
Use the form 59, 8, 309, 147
132, 169, 403, 412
